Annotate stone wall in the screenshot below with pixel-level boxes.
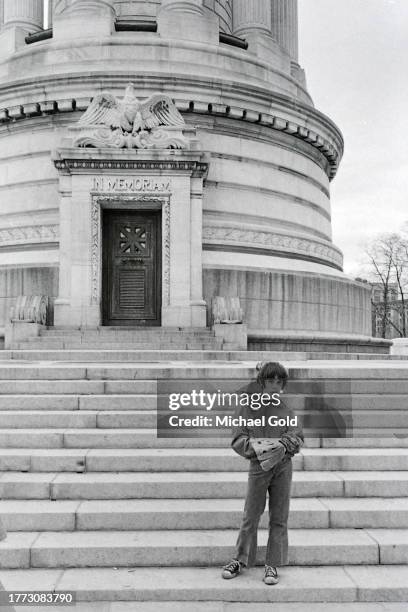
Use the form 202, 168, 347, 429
203, 268, 372, 335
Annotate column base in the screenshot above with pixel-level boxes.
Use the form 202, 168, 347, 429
53, 4, 114, 40
157, 4, 219, 45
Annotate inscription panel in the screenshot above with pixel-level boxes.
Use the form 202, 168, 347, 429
92, 177, 171, 193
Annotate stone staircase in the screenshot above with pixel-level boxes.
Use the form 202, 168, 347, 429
12, 327, 224, 351
0, 351, 407, 610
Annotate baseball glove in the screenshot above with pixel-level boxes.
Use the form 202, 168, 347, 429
250, 438, 286, 471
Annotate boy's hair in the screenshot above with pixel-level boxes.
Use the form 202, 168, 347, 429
256, 361, 289, 389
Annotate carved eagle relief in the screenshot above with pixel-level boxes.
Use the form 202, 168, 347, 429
78, 84, 185, 134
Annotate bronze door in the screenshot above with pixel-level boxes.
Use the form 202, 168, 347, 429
102, 210, 161, 325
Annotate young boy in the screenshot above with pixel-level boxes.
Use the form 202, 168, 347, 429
221, 361, 304, 585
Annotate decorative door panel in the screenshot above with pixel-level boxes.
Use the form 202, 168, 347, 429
102, 210, 161, 325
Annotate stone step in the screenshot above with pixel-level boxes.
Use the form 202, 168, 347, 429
2, 566, 408, 604
0, 380, 157, 395
1, 566, 408, 604
3, 362, 408, 381
84, 447, 408, 471
3, 393, 408, 414
1, 528, 406, 568
1, 603, 407, 612
3, 349, 408, 361
72, 447, 408, 471
1, 446, 407, 474
16, 342, 223, 351
287, 380, 408, 394
1, 427, 408, 460
0, 410, 165, 428
1, 409, 406, 430
0, 381, 106, 395
0, 395, 158, 411
40, 326, 216, 335
0, 411, 100, 428
3, 378, 408, 395
26, 333, 219, 341
0, 430, 234, 450
2, 471, 408, 500
7, 350, 243, 362
1, 444, 408, 471
1, 499, 408, 531
34, 334, 218, 342
3, 349, 408, 365
285, 396, 408, 410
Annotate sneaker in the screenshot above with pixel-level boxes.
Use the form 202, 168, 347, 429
222, 558, 242, 579
263, 565, 279, 585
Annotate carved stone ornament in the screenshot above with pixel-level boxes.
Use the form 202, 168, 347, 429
74, 84, 188, 150
10, 295, 51, 326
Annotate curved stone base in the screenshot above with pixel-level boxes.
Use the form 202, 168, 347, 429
248, 331, 391, 354
203, 267, 375, 343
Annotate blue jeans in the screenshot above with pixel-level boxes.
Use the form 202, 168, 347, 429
234, 455, 292, 567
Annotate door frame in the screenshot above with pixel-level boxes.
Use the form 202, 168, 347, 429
101, 208, 162, 326
52, 149, 208, 328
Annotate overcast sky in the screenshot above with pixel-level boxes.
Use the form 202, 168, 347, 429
298, 0, 408, 276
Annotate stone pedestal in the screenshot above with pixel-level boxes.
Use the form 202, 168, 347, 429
213, 323, 247, 351
53, 0, 115, 40
52, 146, 209, 328
5, 321, 41, 350
157, 0, 219, 45
391, 338, 408, 355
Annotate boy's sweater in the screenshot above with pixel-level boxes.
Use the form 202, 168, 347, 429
231, 380, 304, 462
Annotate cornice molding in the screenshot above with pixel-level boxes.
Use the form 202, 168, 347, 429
54, 158, 209, 177
0, 94, 342, 179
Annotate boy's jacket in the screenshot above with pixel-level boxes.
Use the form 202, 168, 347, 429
231, 380, 304, 462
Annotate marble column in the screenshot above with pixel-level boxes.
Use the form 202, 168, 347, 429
158, 0, 218, 44
232, 0, 271, 38
47, 0, 53, 27
271, 0, 298, 60
2, 0, 44, 32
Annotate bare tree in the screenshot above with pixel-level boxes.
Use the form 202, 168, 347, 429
363, 232, 408, 338
390, 233, 408, 336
